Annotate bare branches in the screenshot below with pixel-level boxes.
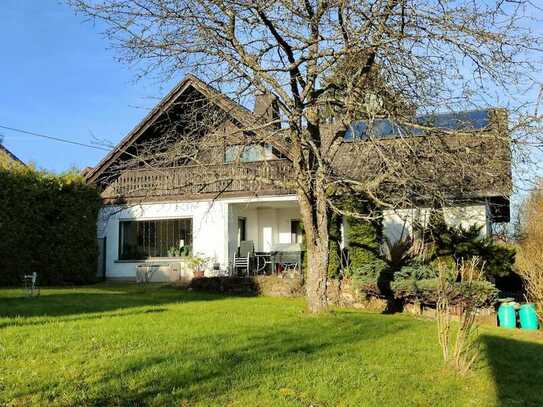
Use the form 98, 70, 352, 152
436, 258, 488, 375
516, 183, 543, 322
71, 0, 543, 312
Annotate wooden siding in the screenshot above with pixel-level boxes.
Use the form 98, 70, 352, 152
100, 159, 293, 199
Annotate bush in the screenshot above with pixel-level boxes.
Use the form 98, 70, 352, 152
0, 165, 101, 285
393, 278, 497, 306
516, 184, 543, 321
391, 263, 438, 302
435, 260, 487, 375
391, 263, 497, 306
327, 194, 383, 278
346, 219, 382, 268
383, 237, 419, 269
425, 211, 515, 279
347, 258, 391, 296
475, 239, 516, 279
394, 263, 438, 281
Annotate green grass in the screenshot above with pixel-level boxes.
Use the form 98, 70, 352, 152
1, 284, 542, 406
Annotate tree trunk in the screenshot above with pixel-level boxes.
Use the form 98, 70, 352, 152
298, 170, 329, 313
304, 233, 329, 313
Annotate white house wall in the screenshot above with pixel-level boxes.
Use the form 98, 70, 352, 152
97, 196, 490, 279
382, 204, 489, 243
278, 207, 301, 244
98, 200, 228, 279
443, 205, 489, 233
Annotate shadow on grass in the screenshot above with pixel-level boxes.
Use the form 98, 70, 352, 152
0, 284, 225, 322
0, 307, 167, 329
482, 334, 543, 406
17, 311, 409, 405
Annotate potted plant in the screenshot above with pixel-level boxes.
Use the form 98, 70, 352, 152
167, 246, 181, 257
167, 245, 191, 257
187, 254, 207, 278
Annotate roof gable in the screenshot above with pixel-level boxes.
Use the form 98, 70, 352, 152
86, 75, 261, 183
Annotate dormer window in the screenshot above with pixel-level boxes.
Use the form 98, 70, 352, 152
224, 144, 274, 163
344, 110, 491, 141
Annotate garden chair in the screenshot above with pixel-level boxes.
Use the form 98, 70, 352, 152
233, 240, 254, 276
23, 272, 39, 297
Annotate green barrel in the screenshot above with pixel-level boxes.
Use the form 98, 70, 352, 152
519, 304, 539, 330
498, 303, 517, 329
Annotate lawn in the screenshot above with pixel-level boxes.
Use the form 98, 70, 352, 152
1, 284, 542, 406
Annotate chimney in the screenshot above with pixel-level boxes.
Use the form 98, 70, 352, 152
254, 92, 281, 129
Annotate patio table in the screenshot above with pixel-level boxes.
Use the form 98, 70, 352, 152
255, 252, 273, 274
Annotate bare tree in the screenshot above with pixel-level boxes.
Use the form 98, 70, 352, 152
516, 181, 543, 321
71, 0, 542, 313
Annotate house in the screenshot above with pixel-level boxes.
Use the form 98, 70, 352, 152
0, 142, 24, 167
86, 75, 511, 281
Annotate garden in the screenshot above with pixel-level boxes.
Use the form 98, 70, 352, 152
2, 161, 543, 406
326, 196, 517, 315
1, 283, 543, 406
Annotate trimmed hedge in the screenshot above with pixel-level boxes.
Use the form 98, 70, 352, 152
0, 165, 101, 285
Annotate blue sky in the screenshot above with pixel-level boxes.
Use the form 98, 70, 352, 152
0, 0, 177, 172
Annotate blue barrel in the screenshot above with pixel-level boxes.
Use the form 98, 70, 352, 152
498, 303, 517, 328
519, 304, 539, 330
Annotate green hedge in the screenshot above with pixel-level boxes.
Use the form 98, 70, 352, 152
0, 165, 101, 286
349, 258, 392, 297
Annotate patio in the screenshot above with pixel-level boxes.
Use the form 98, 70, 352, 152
227, 199, 304, 277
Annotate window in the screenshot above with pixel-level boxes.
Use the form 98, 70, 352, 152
118, 218, 192, 260
224, 144, 273, 163
343, 110, 490, 141
237, 217, 247, 244
290, 219, 303, 244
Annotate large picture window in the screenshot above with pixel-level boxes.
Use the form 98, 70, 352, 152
118, 218, 192, 260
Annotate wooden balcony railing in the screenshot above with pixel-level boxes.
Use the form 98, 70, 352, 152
101, 159, 294, 199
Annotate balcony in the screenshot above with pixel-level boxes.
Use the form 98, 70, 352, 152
101, 159, 294, 200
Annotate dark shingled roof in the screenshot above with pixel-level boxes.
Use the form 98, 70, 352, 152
335, 108, 511, 202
